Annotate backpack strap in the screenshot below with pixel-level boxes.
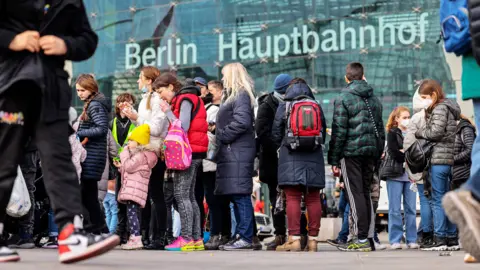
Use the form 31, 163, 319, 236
362, 97, 380, 139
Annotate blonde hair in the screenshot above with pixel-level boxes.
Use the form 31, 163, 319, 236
386, 106, 410, 132
221, 63, 256, 107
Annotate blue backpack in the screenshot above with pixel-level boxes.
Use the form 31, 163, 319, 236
440, 0, 471, 56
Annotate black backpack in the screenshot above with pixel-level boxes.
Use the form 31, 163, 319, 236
405, 139, 435, 174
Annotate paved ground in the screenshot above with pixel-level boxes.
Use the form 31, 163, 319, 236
3, 245, 478, 270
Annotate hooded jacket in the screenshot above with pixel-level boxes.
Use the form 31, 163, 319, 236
0, 0, 98, 123
453, 119, 476, 183
118, 146, 158, 208
404, 88, 427, 183
171, 84, 208, 157
415, 99, 461, 165
255, 92, 282, 184
328, 80, 385, 166
77, 93, 111, 181
98, 130, 119, 201
271, 82, 327, 189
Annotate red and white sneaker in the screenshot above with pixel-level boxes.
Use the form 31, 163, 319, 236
58, 217, 119, 264
0, 246, 20, 263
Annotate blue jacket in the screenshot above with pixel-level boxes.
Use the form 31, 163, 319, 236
272, 83, 327, 189
77, 93, 111, 181
215, 90, 256, 195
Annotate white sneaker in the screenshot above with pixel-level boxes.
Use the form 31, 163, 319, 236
375, 242, 387, 250
0, 246, 20, 263
407, 243, 420, 249
58, 216, 120, 264
390, 243, 402, 250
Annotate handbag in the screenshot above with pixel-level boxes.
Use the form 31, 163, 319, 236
362, 97, 384, 160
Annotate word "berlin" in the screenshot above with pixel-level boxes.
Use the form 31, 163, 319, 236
125, 12, 429, 69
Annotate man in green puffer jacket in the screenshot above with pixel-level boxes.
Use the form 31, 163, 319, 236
328, 62, 385, 252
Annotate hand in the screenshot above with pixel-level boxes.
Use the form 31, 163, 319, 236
208, 124, 216, 132
81, 137, 89, 145
8, 31, 40, 53
123, 108, 138, 121
39, 35, 67, 56
113, 160, 122, 168
332, 166, 340, 175
159, 99, 171, 112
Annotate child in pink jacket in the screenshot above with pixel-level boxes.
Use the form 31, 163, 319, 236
116, 124, 157, 250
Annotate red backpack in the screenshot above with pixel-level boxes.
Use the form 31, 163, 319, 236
284, 96, 323, 151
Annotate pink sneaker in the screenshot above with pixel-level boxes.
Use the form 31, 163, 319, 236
165, 236, 194, 251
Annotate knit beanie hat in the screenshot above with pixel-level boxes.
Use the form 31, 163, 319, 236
128, 124, 151, 146
274, 74, 293, 94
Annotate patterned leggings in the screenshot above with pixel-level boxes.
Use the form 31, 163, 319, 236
127, 201, 140, 236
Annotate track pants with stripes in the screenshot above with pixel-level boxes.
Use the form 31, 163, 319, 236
341, 157, 376, 240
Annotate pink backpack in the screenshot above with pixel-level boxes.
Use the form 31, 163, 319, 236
164, 119, 192, 170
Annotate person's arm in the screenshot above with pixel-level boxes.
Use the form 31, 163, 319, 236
216, 92, 253, 144
387, 130, 405, 162
119, 147, 144, 174
271, 103, 286, 149
76, 102, 109, 139
328, 98, 348, 166
404, 112, 422, 150
319, 105, 327, 144
59, 1, 98, 61
416, 105, 448, 141
454, 127, 476, 164
166, 100, 192, 132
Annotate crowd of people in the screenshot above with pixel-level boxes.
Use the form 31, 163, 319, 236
2, 0, 480, 266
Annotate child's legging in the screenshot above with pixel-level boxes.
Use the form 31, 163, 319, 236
173, 159, 202, 241
127, 201, 141, 236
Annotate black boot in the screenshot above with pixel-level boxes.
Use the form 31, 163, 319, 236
252, 236, 262, 251
165, 230, 175, 245
141, 230, 150, 247
205, 235, 222, 250
144, 235, 166, 250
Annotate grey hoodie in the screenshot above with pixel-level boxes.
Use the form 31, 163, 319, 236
404, 89, 427, 183
416, 98, 461, 165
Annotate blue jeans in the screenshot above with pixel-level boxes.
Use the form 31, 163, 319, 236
230, 203, 237, 238
337, 191, 349, 242
417, 184, 433, 233
430, 165, 457, 238
48, 209, 58, 237
386, 180, 417, 244
103, 193, 118, 234
464, 99, 480, 199
230, 195, 254, 243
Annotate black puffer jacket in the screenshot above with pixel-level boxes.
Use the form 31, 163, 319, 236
415, 99, 461, 165
453, 119, 476, 183
255, 92, 282, 184
77, 93, 111, 181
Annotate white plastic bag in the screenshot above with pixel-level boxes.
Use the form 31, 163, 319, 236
6, 166, 32, 218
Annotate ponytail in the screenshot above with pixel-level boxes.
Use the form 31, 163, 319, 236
80, 92, 99, 121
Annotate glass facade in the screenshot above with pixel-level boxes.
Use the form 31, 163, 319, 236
72, 0, 455, 122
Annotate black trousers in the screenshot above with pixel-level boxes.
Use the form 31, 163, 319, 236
340, 157, 375, 240
148, 161, 167, 239
203, 171, 231, 236
81, 180, 107, 234
18, 151, 38, 237
0, 83, 82, 231
195, 165, 205, 232
267, 181, 287, 236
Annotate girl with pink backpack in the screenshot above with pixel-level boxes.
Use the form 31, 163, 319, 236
154, 74, 208, 252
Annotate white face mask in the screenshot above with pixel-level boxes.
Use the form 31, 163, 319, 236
400, 119, 410, 127
422, 98, 433, 109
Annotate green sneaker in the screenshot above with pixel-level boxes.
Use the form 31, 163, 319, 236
337, 240, 372, 252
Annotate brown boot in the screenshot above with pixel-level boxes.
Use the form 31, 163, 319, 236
306, 236, 318, 252
266, 235, 286, 251
276, 236, 301, 252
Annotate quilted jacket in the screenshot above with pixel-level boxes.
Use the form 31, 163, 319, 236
415, 99, 461, 165
453, 119, 476, 183
328, 80, 385, 166
118, 146, 158, 208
